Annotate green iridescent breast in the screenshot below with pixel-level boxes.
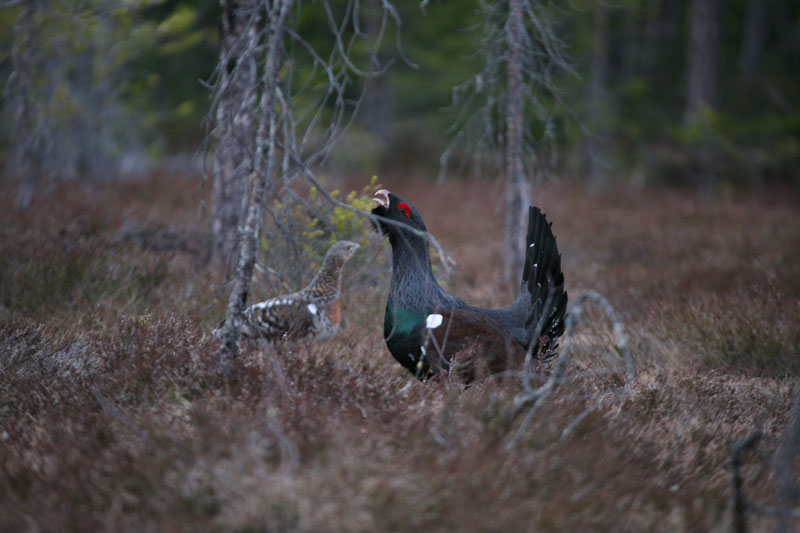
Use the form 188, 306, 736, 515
383, 302, 425, 342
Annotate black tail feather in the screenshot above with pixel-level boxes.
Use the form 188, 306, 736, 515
521, 207, 568, 357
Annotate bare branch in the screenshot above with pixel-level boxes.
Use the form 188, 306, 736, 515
280, 148, 457, 275
507, 290, 635, 449
730, 430, 763, 533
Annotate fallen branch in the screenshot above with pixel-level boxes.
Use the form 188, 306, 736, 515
507, 290, 635, 449
92, 388, 158, 452
728, 384, 800, 533
730, 430, 763, 533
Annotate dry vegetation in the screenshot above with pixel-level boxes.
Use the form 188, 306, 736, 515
1, 174, 799, 531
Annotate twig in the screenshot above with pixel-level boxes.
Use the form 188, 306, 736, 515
279, 149, 458, 276
730, 431, 763, 533
507, 290, 635, 449
727, 384, 800, 532
92, 388, 158, 452
775, 383, 800, 533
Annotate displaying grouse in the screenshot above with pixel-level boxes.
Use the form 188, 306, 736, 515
371, 189, 567, 381
238, 240, 360, 343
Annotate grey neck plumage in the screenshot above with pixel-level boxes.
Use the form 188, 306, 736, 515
388, 231, 462, 313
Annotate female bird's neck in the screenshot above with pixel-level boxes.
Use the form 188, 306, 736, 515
306, 253, 344, 302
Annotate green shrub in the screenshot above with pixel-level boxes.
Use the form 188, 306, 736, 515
254, 176, 388, 295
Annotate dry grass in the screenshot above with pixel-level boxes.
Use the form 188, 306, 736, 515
1, 174, 799, 531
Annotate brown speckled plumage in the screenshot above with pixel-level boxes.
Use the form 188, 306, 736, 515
239, 241, 359, 343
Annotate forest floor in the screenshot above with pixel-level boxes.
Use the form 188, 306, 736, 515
2, 173, 799, 531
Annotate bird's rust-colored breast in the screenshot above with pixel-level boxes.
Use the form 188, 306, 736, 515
325, 299, 341, 326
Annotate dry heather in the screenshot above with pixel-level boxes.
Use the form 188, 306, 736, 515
1, 174, 799, 531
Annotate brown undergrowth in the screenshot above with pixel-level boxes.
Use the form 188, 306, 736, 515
1, 174, 799, 531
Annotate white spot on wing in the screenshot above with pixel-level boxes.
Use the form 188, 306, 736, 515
307, 303, 317, 315
426, 313, 443, 329
420, 346, 426, 356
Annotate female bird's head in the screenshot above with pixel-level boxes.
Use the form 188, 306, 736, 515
371, 189, 427, 239
328, 240, 360, 262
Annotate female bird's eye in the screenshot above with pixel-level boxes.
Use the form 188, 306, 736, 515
397, 202, 411, 218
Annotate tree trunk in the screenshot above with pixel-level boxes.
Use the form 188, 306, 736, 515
588, 2, 609, 188
11, 2, 38, 209
685, 0, 723, 195
218, 0, 292, 374
685, 0, 722, 122
361, 0, 391, 144
739, 0, 768, 80
641, 0, 682, 82
640, 0, 662, 73
504, 0, 530, 288
210, 0, 260, 263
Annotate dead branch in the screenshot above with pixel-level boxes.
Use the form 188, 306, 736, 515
775, 384, 800, 532
507, 290, 635, 449
92, 388, 158, 452
278, 148, 457, 277
730, 430, 764, 533
728, 384, 800, 533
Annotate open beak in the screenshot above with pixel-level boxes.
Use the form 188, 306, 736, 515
373, 189, 390, 209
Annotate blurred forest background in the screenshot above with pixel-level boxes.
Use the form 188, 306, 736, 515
2, 0, 800, 194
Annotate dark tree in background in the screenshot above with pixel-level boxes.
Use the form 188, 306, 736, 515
6, 1, 37, 208
2, 0, 799, 211
739, 0, 769, 79
504, 0, 531, 288
685, 0, 722, 194
685, 0, 722, 122
443, 0, 572, 288
2, 0, 146, 208
209, 0, 261, 263
587, 1, 609, 188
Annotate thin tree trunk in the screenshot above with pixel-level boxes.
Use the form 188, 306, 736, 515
776, 388, 800, 533
219, 0, 292, 374
640, 0, 663, 73
504, 0, 530, 288
685, 0, 722, 122
641, 0, 682, 82
739, 0, 768, 80
685, 0, 722, 195
588, 2, 609, 188
11, 2, 38, 209
361, 0, 390, 144
210, 0, 260, 263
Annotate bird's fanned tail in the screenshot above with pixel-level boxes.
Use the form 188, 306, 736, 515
521, 206, 568, 359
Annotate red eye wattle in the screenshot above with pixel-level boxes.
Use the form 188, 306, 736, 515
397, 202, 411, 218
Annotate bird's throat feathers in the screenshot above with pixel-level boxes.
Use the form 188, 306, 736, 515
387, 235, 457, 311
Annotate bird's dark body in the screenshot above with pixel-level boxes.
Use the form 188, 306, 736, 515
372, 190, 567, 381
